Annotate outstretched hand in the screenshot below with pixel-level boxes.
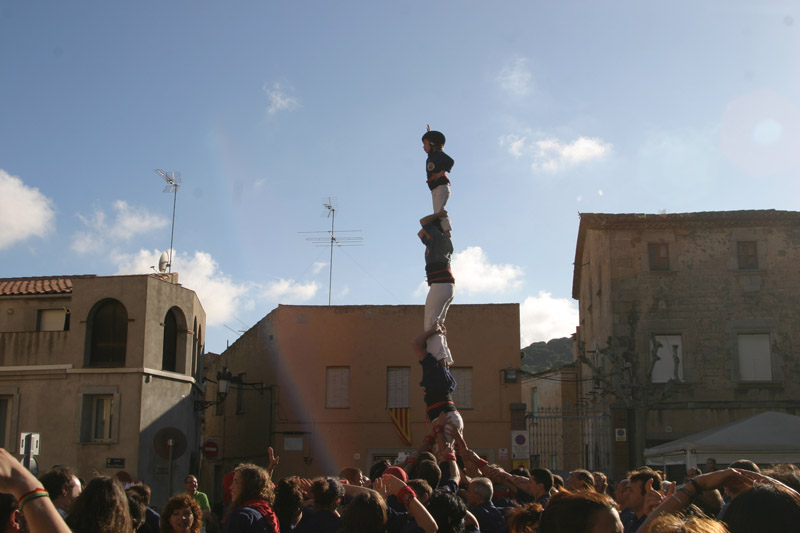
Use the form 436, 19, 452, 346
267, 447, 279, 475
643, 478, 667, 515
380, 472, 408, 496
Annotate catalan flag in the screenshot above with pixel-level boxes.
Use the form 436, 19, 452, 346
388, 407, 412, 446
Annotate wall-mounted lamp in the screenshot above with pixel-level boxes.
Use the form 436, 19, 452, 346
194, 367, 266, 411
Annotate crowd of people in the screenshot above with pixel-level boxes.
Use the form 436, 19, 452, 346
2, 438, 800, 532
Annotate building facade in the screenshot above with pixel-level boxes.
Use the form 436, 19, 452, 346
572, 210, 800, 479
0, 274, 205, 506
197, 303, 522, 505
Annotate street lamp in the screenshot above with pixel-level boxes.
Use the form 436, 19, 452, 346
194, 367, 266, 411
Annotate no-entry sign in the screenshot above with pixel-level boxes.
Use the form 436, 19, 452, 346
202, 440, 220, 460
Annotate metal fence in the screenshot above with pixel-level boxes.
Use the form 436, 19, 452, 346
528, 407, 611, 473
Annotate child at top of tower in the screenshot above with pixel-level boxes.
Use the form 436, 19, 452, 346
422, 127, 454, 237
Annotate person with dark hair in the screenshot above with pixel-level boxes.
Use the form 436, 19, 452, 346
723, 482, 800, 532
704, 459, 717, 474
539, 491, 623, 533
417, 461, 442, 492
427, 490, 477, 533
65, 476, 134, 533
0, 493, 22, 532
762, 463, 800, 493
505, 502, 542, 533
293, 477, 343, 533
161, 495, 202, 533
39, 466, 82, 519
407, 479, 433, 505
417, 211, 456, 368
225, 463, 278, 533
128, 484, 161, 533
594, 472, 609, 495
623, 470, 662, 532
272, 477, 303, 532
128, 493, 147, 532
184, 475, 212, 527
553, 475, 564, 491
369, 460, 392, 483
421, 127, 455, 236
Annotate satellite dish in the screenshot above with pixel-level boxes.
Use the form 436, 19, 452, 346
153, 427, 187, 460
158, 251, 170, 273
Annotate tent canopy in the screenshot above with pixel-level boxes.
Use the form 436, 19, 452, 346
644, 411, 800, 467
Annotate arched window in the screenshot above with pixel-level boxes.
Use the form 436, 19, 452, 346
162, 309, 178, 372
86, 299, 128, 366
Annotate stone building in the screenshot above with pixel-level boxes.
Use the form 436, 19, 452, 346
197, 303, 522, 506
0, 273, 205, 505
572, 210, 800, 479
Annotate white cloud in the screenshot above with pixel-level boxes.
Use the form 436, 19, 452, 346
415, 246, 524, 297
0, 169, 56, 250
261, 278, 320, 302
113, 249, 252, 327
520, 291, 578, 346
72, 201, 168, 253
498, 57, 532, 96
264, 82, 301, 115
312, 262, 327, 274
501, 135, 611, 173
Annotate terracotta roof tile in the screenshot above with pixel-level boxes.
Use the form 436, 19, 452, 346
0, 275, 97, 296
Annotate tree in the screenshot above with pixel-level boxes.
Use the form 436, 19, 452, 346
577, 307, 676, 467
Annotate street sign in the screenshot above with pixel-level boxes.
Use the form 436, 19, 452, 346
202, 439, 220, 460
20, 433, 40, 456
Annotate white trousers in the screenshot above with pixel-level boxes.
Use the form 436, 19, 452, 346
424, 283, 454, 364
432, 410, 464, 445
431, 184, 452, 233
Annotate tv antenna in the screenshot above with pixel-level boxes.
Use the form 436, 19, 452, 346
155, 169, 181, 273
299, 197, 363, 305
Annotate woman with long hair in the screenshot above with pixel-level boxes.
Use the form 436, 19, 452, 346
224, 463, 278, 533
161, 495, 202, 533
65, 476, 134, 533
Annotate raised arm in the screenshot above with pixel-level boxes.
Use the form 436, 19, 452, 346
0, 449, 72, 533
379, 474, 439, 533
419, 209, 448, 227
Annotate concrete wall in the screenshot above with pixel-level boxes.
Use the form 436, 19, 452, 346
199, 303, 521, 502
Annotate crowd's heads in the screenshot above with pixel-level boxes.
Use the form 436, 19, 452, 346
553, 474, 564, 490
685, 467, 701, 481
126, 492, 146, 530
65, 476, 133, 533
694, 489, 724, 519
0, 493, 21, 532
340, 491, 387, 533
723, 483, 800, 532
407, 479, 433, 504
529, 468, 554, 498
273, 477, 304, 532
125, 483, 151, 505
339, 467, 367, 487
762, 464, 800, 493
566, 469, 596, 492
310, 477, 345, 511
39, 466, 81, 509
428, 491, 468, 533
383, 466, 408, 483
539, 491, 621, 533
626, 470, 662, 514
506, 502, 543, 533
614, 479, 629, 507
593, 471, 609, 494
465, 477, 493, 506
231, 463, 273, 508
368, 460, 391, 482
729, 459, 760, 473
161, 494, 202, 533
183, 475, 199, 495
649, 514, 728, 533
417, 460, 442, 491
705, 458, 717, 472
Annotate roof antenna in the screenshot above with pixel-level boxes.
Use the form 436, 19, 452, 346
299, 197, 363, 305
155, 169, 181, 273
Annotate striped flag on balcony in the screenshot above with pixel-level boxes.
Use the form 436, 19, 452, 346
388, 407, 412, 446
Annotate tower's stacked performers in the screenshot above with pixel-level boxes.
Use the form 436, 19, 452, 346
412, 126, 463, 444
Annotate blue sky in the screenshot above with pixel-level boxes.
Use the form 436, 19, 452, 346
2, 1, 800, 353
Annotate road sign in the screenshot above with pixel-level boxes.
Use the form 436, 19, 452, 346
202, 440, 220, 460
20, 433, 40, 455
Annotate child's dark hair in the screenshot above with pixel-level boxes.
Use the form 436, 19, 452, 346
422, 130, 446, 149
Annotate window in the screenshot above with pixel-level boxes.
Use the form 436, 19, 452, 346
78, 387, 120, 443
86, 299, 128, 366
738, 333, 772, 381
37, 309, 69, 331
737, 241, 758, 270
387, 367, 410, 408
162, 309, 178, 371
450, 367, 473, 409
651, 335, 683, 383
78, 389, 120, 443
326, 367, 350, 408
648, 243, 669, 271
